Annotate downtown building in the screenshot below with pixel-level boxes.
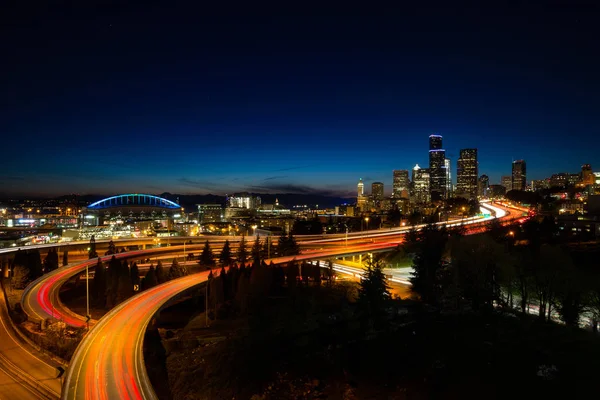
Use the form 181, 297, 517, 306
428, 135, 447, 201
478, 174, 489, 198
501, 175, 513, 192
456, 148, 478, 200
512, 160, 527, 191
412, 164, 430, 204
392, 170, 410, 199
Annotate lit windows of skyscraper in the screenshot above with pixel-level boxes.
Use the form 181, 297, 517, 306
357, 178, 364, 197
445, 158, 452, 198
428, 134, 446, 201
392, 170, 410, 199
456, 149, 478, 200
411, 164, 430, 204
372, 182, 384, 200
512, 160, 527, 191
501, 176, 512, 192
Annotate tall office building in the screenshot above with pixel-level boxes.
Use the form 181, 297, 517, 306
478, 174, 489, 198
512, 160, 527, 191
372, 182, 384, 200
357, 178, 364, 197
456, 149, 478, 200
428, 134, 447, 201
581, 164, 594, 186
412, 164, 430, 204
445, 158, 452, 198
501, 176, 513, 192
392, 170, 410, 199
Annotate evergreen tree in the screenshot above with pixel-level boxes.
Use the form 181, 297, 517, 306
286, 231, 300, 256
89, 235, 98, 259
261, 236, 271, 259
142, 265, 158, 290
105, 256, 121, 308
155, 260, 167, 283
357, 258, 391, 323
219, 240, 233, 266
409, 224, 449, 306
199, 240, 216, 268
169, 258, 188, 280
62, 250, 68, 266
116, 260, 133, 303
251, 237, 262, 265
286, 260, 299, 287
237, 236, 248, 262
93, 258, 107, 307
130, 262, 141, 292
105, 240, 117, 256
27, 249, 43, 280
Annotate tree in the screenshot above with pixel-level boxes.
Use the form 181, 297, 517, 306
130, 262, 141, 292
27, 249, 43, 280
88, 235, 98, 259
199, 240, 216, 268
142, 265, 158, 290
93, 259, 107, 307
409, 224, 449, 306
261, 236, 271, 259
237, 237, 248, 263
105, 240, 117, 256
387, 206, 402, 227
116, 260, 133, 304
105, 256, 121, 308
219, 240, 233, 266
251, 237, 262, 265
169, 258, 188, 280
155, 260, 167, 284
62, 250, 68, 266
277, 231, 300, 257
286, 260, 299, 287
357, 259, 391, 323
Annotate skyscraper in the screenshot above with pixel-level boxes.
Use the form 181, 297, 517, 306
372, 182, 384, 200
445, 158, 452, 198
478, 174, 489, 198
428, 134, 446, 201
456, 149, 478, 200
501, 176, 513, 192
412, 164, 430, 204
357, 178, 364, 197
512, 160, 527, 191
392, 170, 410, 199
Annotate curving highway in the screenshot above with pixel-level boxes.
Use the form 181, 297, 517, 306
56, 202, 522, 399
61, 269, 224, 400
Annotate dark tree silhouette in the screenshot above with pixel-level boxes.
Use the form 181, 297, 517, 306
155, 260, 167, 284
251, 237, 262, 265
130, 262, 141, 292
169, 258, 188, 280
219, 240, 233, 266
199, 240, 216, 268
237, 237, 248, 263
93, 258, 107, 307
62, 250, 68, 266
409, 224, 449, 306
358, 259, 391, 321
89, 236, 98, 259
142, 265, 158, 290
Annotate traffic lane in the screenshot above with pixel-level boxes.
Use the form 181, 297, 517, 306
64, 271, 216, 400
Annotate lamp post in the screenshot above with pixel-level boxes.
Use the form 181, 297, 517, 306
251, 224, 258, 236
364, 217, 369, 238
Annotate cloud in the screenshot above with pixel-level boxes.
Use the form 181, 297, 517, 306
262, 175, 288, 181
245, 182, 353, 197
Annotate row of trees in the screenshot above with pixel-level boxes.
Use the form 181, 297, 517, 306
92, 257, 189, 308
408, 217, 600, 330
198, 233, 300, 268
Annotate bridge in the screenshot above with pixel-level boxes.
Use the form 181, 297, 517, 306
86, 194, 181, 210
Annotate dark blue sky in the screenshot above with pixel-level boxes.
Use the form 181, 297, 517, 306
2, 3, 599, 197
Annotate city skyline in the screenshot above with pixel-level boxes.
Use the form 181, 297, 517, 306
3, 5, 599, 197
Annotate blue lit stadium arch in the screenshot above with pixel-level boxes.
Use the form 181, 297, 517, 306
87, 194, 181, 210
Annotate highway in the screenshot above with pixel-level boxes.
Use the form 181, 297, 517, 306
58, 201, 522, 399
0, 282, 62, 399
61, 269, 225, 400
23, 201, 518, 328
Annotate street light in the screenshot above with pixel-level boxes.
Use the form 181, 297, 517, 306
364, 217, 369, 231
251, 224, 258, 236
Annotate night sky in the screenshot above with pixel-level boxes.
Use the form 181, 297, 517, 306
3, 3, 599, 197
